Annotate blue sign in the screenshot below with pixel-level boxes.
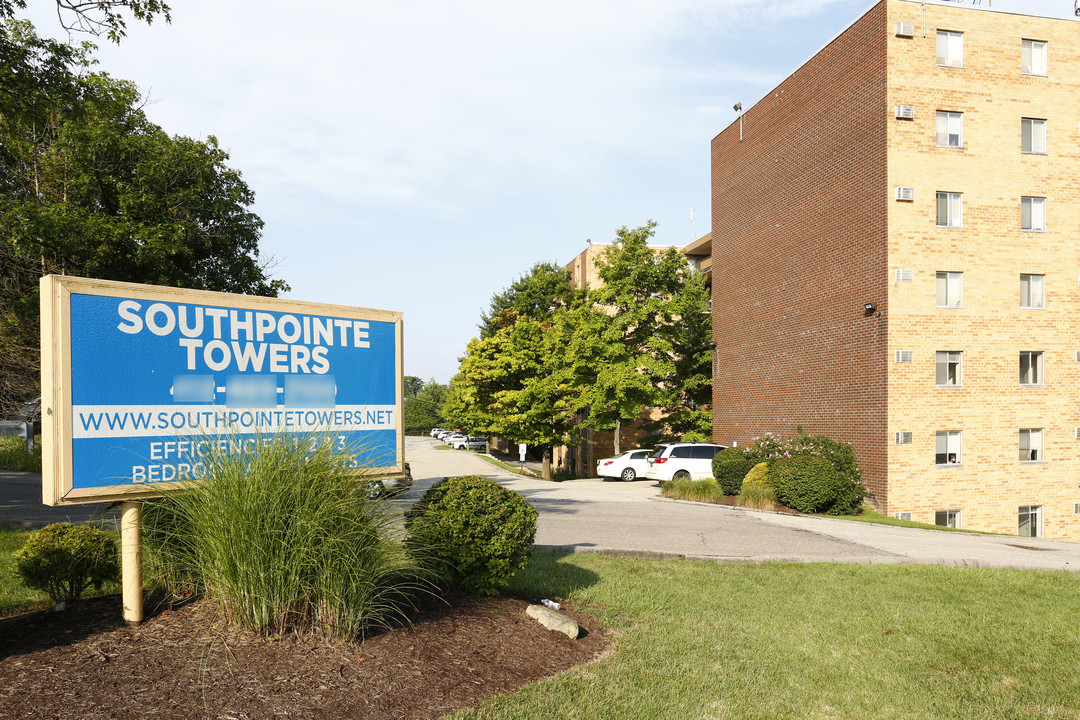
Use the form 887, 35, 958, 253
66, 291, 399, 489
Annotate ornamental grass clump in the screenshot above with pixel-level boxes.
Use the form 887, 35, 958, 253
14, 523, 119, 603
141, 431, 432, 639
405, 475, 537, 596
737, 462, 778, 510
662, 477, 725, 503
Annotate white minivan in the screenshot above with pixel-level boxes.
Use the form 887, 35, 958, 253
644, 442, 727, 482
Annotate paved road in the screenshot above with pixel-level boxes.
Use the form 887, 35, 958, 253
0, 470, 118, 528
5, 437, 1080, 573
404, 436, 1080, 572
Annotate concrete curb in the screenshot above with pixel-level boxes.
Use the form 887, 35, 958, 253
531, 544, 1078, 572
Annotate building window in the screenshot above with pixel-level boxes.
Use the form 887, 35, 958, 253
1019, 351, 1044, 386
1019, 428, 1044, 462
1021, 197, 1046, 232
936, 111, 963, 148
1018, 505, 1043, 538
1020, 274, 1045, 309
937, 30, 964, 68
935, 510, 962, 529
1022, 118, 1047, 154
936, 271, 962, 308
936, 351, 962, 387
935, 430, 962, 466
1021, 39, 1047, 76
936, 192, 963, 228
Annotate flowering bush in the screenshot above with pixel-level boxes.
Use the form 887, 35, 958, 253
743, 428, 864, 514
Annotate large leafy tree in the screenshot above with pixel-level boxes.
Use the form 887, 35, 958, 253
445, 316, 575, 479
0, 21, 286, 417
574, 221, 710, 452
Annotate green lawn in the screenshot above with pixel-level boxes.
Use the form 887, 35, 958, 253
453, 552, 1080, 720
4, 528, 1078, 718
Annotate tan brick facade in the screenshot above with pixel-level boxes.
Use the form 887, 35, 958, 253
712, 0, 1080, 539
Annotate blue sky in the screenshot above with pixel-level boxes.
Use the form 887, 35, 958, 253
24, 0, 1078, 383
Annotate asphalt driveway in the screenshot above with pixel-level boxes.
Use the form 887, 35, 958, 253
405, 436, 1080, 572
4, 437, 1079, 573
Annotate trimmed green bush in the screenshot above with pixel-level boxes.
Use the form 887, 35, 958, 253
141, 431, 431, 639
741, 461, 770, 489
405, 475, 537, 596
712, 447, 754, 496
14, 523, 119, 603
770, 455, 863, 515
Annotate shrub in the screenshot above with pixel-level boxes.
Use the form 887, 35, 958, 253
713, 447, 754, 496
662, 477, 725, 503
141, 431, 431, 639
405, 475, 537, 596
742, 462, 770, 489
14, 523, 119, 603
745, 429, 863, 488
770, 455, 863, 515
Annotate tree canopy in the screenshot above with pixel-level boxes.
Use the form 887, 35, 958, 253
444, 222, 713, 476
0, 1, 170, 42
0, 20, 285, 417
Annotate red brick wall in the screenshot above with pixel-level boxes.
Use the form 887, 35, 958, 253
711, 0, 890, 505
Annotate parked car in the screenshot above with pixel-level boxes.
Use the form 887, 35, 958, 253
644, 442, 727, 482
429, 427, 445, 438
436, 429, 455, 441
465, 436, 487, 451
596, 448, 654, 481
445, 432, 467, 447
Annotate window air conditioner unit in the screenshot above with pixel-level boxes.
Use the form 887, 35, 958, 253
895, 350, 913, 364
895, 104, 915, 120
894, 512, 912, 521
895, 431, 913, 445
895, 22, 915, 37
895, 187, 915, 201
895, 269, 913, 282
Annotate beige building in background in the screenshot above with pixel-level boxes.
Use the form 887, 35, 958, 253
711, 0, 1080, 539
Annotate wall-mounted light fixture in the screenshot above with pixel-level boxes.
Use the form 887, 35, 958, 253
864, 302, 877, 315
733, 102, 744, 142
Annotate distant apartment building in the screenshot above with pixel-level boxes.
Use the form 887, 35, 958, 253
711, 0, 1080, 539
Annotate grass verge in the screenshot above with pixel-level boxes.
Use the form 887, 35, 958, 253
452, 552, 1080, 719
0, 435, 42, 473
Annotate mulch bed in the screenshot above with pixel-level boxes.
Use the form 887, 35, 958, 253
0, 593, 610, 719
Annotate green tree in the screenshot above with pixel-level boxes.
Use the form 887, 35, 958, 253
0, 21, 286, 417
478, 262, 575, 339
445, 316, 575, 479
403, 378, 448, 435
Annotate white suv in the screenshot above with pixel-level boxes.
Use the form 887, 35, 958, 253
644, 442, 727, 482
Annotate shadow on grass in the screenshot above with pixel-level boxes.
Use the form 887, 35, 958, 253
508, 551, 601, 601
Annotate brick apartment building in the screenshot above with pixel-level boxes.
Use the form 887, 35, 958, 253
711, 0, 1080, 539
